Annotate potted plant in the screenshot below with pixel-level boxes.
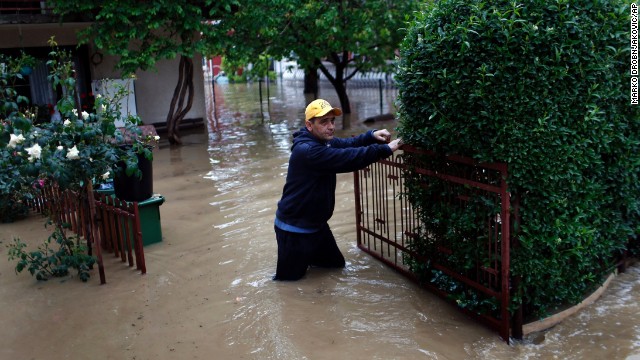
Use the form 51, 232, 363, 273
18, 51, 39, 76
113, 125, 160, 201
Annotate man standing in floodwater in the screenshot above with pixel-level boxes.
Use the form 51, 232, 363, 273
273, 99, 403, 280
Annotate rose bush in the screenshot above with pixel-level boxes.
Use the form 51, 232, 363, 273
1, 39, 151, 281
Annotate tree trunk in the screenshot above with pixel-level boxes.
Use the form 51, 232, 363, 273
318, 62, 351, 114
303, 68, 318, 96
333, 80, 350, 115
166, 55, 195, 145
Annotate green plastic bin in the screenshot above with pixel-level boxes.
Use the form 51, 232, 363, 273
95, 188, 165, 247
137, 195, 165, 246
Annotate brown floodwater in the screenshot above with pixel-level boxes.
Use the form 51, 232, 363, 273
0, 80, 638, 360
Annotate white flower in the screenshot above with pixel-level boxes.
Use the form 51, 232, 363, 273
25, 143, 42, 162
57, 145, 63, 150
96, 94, 102, 99
100, 104, 107, 112
82, 111, 89, 120
7, 133, 25, 148
63, 119, 71, 127
66, 145, 80, 160
154, 135, 160, 141
101, 171, 110, 180
72, 109, 78, 117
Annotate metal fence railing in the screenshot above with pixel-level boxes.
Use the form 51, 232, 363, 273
354, 145, 514, 342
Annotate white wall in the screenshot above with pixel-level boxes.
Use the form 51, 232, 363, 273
132, 54, 206, 125
89, 50, 206, 125
88, 45, 206, 126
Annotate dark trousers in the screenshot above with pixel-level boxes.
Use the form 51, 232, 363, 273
273, 224, 346, 281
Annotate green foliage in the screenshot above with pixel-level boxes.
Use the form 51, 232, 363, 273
397, 0, 639, 318
53, 0, 418, 112
0, 52, 45, 222
7, 223, 95, 282
401, 154, 505, 318
430, 269, 500, 316
1, 39, 148, 282
217, 0, 421, 111
260, 0, 414, 71
52, 0, 240, 75
220, 55, 276, 82
17, 51, 39, 69
1, 41, 143, 195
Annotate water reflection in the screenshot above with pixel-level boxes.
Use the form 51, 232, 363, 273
202, 79, 640, 359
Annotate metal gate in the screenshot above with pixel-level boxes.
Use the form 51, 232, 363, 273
353, 145, 514, 342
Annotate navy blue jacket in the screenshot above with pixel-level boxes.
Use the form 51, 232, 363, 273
276, 128, 393, 230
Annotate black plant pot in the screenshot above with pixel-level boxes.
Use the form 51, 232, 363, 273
114, 153, 153, 202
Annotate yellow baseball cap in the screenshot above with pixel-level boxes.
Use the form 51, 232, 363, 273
305, 99, 342, 121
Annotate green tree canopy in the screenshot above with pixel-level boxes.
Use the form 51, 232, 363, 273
215, 0, 421, 114
52, 0, 239, 144
53, 0, 237, 74
52, 0, 419, 127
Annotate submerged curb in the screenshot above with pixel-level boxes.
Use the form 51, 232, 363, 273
522, 272, 616, 335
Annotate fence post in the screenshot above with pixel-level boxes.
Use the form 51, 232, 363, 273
259, 78, 264, 122
85, 181, 106, 284
379, 79, 383, 113
510, 193, 523, 339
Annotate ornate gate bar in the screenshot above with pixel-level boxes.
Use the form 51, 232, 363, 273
353, 145, 513, 342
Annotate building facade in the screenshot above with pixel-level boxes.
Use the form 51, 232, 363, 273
0, 2, 206, 127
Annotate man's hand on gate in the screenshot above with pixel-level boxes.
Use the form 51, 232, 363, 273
388, 138, 403, 152
373, 129, 391, 143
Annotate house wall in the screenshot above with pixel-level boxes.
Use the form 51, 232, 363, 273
0, 23, 207, 126
0, 22, 87, 48
131, 54, 206, 126
90, 50, 207, 126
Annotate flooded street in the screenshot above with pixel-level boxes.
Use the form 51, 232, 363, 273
0, 79, 639, 359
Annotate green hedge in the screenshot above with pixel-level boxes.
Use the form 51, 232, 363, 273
396, 0, 639, 318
